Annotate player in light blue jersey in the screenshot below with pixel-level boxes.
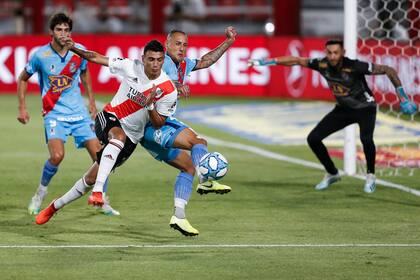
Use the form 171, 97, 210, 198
17, 13, 119, 216
140, 27, 237, 234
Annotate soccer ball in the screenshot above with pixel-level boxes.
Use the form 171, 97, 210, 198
198, 152, 228, 181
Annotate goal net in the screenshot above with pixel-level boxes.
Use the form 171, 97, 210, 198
356, 0, 420, 176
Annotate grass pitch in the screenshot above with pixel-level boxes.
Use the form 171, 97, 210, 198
1, 94, 420, 280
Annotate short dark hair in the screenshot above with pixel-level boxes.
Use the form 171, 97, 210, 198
144, 40, 164, 54
325, 39, 344, 48
49, 13, 73, 31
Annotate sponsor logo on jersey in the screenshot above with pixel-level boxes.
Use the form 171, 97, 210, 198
42, 50, 52, 57
168, 100, 177, 113
48, 75, 73, 93
329, 81, 350, 96
126, 86, 148, 106
153, 129, 162, 144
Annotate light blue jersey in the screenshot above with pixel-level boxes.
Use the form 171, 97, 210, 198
163, 53, 197, 85
25, 43, 96, 148
141, 54, 198, 162
25, 43, 90, 120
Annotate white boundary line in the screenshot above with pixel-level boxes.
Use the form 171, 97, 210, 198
203, 135, 420, 197
92, 99, 419, 196
1, 244, 420, 249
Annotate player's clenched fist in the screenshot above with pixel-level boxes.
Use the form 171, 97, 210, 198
225, 26, 237, 41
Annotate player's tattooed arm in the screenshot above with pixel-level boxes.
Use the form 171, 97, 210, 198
173, 81, 190, 98
371, 64, 402, 88
194, 26, 237, 70
64, 38, 109, 66
372, 64, 417, 115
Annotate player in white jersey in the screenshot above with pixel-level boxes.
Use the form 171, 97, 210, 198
35, 40, 199, 236
141, 27, 237, 199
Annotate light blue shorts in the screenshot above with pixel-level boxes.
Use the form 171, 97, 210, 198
44, 116, 96, 148
141, 117, 187, 162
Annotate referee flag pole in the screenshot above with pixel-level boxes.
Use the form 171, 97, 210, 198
343, 0, 357, 175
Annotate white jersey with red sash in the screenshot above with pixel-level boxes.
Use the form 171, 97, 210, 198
24, 43, 90, 120
104, 57, 178, 144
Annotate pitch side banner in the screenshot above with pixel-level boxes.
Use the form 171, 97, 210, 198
0, 35, 418, 101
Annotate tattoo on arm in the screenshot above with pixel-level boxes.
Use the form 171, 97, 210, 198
372, 64, 402, 88
194, 40, 233, 70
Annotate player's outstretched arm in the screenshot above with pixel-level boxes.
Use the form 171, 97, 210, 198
371, 64, 417, 115
80, 68, 97, 119
64, 38, 109, 66
193, 26, 237, 71
16, 70, 31, 124
248, 56, 309, 67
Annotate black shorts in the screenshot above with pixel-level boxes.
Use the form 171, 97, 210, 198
95, 111, 137, 169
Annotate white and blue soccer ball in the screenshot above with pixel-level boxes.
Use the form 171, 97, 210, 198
198, 152, 228, 181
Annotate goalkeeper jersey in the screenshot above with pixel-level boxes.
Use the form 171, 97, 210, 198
308, 57, 376, 109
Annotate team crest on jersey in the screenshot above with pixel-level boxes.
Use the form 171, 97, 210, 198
155, 87, 164, 98
49, 75, 73, 93
69, 62, 77, 73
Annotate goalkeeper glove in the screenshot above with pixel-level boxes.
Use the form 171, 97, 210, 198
400, 100, 417, 115
397, 87, 417, 115
247, 58, 277, 67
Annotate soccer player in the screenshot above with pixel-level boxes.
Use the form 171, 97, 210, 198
36, 40, 200, 236
17, 13, 119, 216
141, 27, 237, 198
248, 39, 417, 193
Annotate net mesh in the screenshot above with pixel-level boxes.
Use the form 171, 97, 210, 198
357, 0, 420, 176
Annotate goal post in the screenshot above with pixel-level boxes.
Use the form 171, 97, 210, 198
344, 0, 420, 177
343, 0, 358, 175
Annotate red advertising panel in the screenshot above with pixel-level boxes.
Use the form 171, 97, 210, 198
0, 34, 418, 103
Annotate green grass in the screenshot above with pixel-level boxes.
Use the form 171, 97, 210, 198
1, 94, 420, 279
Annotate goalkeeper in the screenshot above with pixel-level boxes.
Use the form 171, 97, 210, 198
248, 39, 417, 193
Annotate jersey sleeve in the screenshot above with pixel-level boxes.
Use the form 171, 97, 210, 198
307, 58, 321, 71
185, 57, 198, 74
353, 60, 374, 75
108, 57, 133, 77
155, 91, 178, 117
24, 53, 40, 76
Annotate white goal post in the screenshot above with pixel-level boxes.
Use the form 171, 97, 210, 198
343, 0, 358, 175
344, 0, 420, 176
